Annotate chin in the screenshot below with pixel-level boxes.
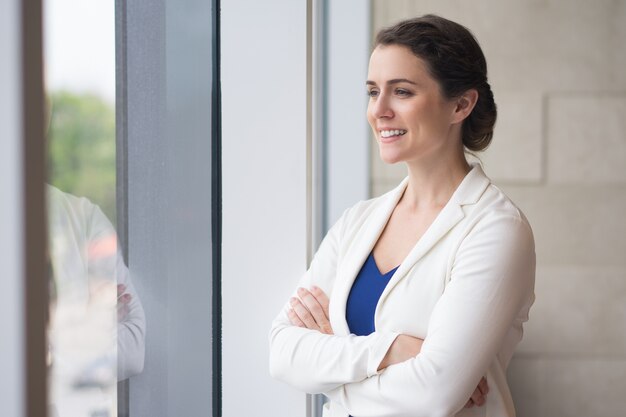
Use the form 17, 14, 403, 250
378, 149, 406, 165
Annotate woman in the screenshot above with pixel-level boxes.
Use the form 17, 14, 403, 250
270, 15, 535, 417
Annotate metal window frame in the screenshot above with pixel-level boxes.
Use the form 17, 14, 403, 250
0, 0, 47, 415
309, 1, 371, 415
22, 0, 48, 414
115, 0, 221, 415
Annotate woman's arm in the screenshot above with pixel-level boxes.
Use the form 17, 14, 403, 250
269, 209, 400, 393
288, 286, 423, 370
290, 288, 489, 409
116, 257, 146, 380
321, 213, 535, 417
87, 203, 146, 380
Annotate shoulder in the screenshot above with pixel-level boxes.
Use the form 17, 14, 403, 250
458, 182, 535, 265
458, 164, 533, 235
476, 184, 527, 217
47, 184, 99, 216
473, 183, 533, 236
47, 185, 114, 238
451, 171, 536, 291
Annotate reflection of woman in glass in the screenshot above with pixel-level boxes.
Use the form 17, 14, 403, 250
47, 185, 146, 378
47, 185, 146, 417
270, 15, 535, 417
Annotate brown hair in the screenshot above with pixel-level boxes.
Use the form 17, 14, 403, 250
375, 15, 496, 152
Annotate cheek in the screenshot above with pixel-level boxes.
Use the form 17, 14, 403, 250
366, 107, 376, 128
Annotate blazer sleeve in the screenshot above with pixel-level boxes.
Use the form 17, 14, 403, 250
115, 254, 147, 380
269, 208, 400, 394
324, 212, 536, 417
86, 203, 146, 380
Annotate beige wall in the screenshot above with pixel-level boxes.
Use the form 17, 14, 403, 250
370, 1, 626, 416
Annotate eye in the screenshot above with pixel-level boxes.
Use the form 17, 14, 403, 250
367, 89, 379, 98
395, 88, 413, 97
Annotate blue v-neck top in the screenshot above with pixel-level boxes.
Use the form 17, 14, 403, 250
346, 252, 399, 336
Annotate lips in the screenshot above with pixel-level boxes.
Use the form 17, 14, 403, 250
379, 129, 407, 138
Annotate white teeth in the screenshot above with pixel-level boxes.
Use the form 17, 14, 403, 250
380, 129, 407, 138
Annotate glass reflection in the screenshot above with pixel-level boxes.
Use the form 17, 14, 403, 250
47, 185, 145, 417
44, 0, 145, 415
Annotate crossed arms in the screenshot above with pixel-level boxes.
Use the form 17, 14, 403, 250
269, 209, 535, 417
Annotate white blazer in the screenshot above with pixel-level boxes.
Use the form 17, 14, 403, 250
269, 164, 535, 417
48, 185, 146, 380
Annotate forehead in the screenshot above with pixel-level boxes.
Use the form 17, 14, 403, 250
367, 44, 431, 82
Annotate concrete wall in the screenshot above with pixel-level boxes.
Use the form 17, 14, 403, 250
370, 1, 626, 416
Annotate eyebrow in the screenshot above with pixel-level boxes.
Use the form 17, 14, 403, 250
366, 78, 418, 86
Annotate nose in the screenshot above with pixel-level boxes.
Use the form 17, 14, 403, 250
369, 93, 394, 119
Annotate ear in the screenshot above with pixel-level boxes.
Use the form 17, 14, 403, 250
451, 89, 478, 124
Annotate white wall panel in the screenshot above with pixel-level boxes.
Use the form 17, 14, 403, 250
0, 0, 24, 415
327, 0, 371, 224
222, 1, 309, 416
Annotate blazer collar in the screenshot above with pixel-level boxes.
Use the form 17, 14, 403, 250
330, 163, 491, 334
381, 163, 491, 293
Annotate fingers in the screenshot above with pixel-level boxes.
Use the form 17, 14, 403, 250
287, 308, 306, 328
117, 284, 132, 305
287, 287, 333, 334
298, 287, 332, 333
117, 285, 132, 321
289, 297, 319, 331
117, 303, 130, 321
118, 293, 132, 304
310, 286, 330, 316
478, 376, 489, 396
468, 377, 488, 407
117, 284, 127, 297
470, 388, 484, 407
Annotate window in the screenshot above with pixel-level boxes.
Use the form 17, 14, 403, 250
3, 1, 363, 416
43, 0, 219, 416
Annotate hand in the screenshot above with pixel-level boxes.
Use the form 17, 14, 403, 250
380, 337, 489, 407
117, 284, 132, 321
464, 377, 489, 408
378, 334, 423, 371
287, 286, 333, 335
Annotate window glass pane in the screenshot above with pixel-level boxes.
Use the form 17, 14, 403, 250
120, 2, 215, 415
44, 1, 136, 416
44, 1, 217, 415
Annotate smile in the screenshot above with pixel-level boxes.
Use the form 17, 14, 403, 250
380, 129, 407, 138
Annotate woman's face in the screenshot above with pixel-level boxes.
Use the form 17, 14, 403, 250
366, 44, 461, 165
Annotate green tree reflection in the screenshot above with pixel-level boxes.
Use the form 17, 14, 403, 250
47, 91, 116, 222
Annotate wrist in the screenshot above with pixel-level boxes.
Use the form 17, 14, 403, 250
378, 334, 423, 371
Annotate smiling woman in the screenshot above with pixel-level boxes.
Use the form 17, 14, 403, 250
270, 15, 535, 417
366, 45, 471, 167
373, 15, 497, 154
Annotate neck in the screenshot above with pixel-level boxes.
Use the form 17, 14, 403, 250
400, 146, 471, 211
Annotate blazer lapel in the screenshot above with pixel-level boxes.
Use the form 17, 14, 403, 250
377, 164, 491, 305
377, 202, 465, 305
330, 178, 408, 336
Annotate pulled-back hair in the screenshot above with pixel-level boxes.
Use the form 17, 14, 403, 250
375, 15, 496, 152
